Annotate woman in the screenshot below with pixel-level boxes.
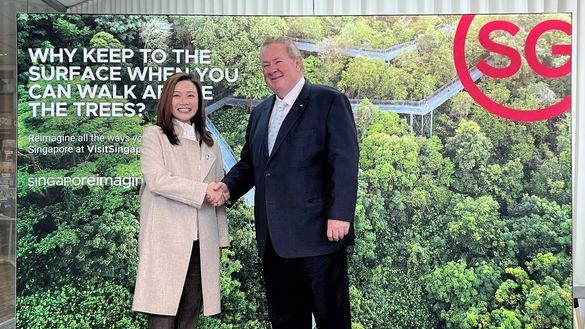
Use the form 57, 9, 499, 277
132, 72, 229, 329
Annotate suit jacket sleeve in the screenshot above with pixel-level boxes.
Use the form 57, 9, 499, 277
140, 127, 207, 208
326, 92, 359, 222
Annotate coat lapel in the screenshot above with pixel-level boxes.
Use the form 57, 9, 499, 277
174, 122, 217, 180
268, 82, 310, 162
200, 142, 217, 180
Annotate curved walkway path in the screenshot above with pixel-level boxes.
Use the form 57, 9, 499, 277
295, 39, 417, 62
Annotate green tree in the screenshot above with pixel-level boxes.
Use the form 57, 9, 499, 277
426, 260, 482, 328
506, 195, 571, 264
303, 54, 347, 88
469, 107, 536, 166
287, 17, 327, 40
209, 104, 249, 155
338, 57, 393, 99
526, 252, 571, 284
17, 282, 144, 329
443, 195, 511, 262
52, 16, 92, 48
90, 31, 124, 49
445, 120, 493, 196
529, 117, 571, 205
479, 159, 524, 212
495, 267, 571, 328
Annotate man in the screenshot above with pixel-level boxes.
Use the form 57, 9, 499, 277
213, 37, 358, 329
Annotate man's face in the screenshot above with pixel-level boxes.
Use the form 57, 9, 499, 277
260, 43, 302, 99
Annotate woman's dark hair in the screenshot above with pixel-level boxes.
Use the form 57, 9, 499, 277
156, 72, 214, 147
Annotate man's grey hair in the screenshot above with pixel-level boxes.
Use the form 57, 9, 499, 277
260, 37, 304, 70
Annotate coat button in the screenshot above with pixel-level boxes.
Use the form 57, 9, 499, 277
266, 172, 271, 177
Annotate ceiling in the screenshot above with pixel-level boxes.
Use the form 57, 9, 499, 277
41, 0, 87, 12
55, 0, 87, 6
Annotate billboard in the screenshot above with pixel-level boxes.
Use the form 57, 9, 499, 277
17, 13, 572, 328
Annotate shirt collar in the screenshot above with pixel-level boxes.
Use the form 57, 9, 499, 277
172, 118, 198, 141
277, 76, 305, 107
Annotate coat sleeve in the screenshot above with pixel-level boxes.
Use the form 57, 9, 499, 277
325, 92, 359, 222
140, 126, 207, 208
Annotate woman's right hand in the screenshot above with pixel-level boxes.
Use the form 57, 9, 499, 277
206, 183, 227, 206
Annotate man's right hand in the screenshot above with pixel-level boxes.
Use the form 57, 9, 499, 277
210, 182, 230, 207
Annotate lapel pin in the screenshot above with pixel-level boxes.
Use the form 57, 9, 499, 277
206, 154, 210, 160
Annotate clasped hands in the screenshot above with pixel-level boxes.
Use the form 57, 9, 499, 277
206, 182, 230, 207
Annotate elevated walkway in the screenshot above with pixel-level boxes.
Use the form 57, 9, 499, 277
350, 59, 488, 136
295, 39, 417, 62
206, 96, 261, 115
350, 61, 485, 115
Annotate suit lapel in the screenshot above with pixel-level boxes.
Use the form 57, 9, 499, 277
257, 96, 276, 160
268, 82, 310, 162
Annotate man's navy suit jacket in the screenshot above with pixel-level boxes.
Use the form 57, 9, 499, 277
223, 81, 359, 258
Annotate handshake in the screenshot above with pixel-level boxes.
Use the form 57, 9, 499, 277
205, 182, 230, 207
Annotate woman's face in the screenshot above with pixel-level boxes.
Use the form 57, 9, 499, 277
171, 80, 199, 123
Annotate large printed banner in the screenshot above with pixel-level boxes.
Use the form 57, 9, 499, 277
17, 14, 572, 328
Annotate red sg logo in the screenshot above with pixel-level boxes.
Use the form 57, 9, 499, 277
454, 15, 572, 122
